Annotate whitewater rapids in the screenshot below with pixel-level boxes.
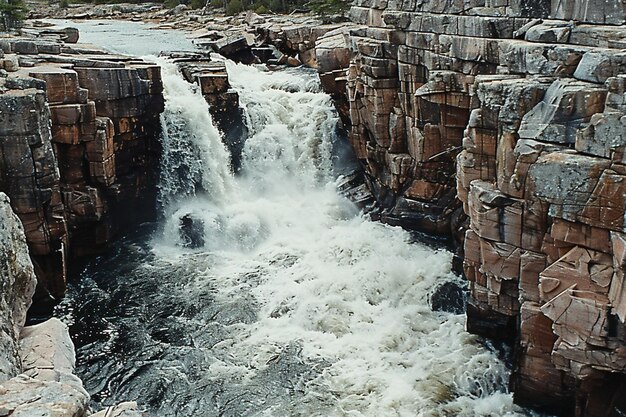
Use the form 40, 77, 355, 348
51, 20, 537, 417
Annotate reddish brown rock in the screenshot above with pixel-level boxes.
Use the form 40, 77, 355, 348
302, 0, 626, 413
0, 29, 164, 301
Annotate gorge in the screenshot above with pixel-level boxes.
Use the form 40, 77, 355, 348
2, 0, 626, 415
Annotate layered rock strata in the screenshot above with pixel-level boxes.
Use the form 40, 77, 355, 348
293, 1, 626, 414
0, 31, 164, 300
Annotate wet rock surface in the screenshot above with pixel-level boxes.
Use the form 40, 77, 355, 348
430, 280, 467, 315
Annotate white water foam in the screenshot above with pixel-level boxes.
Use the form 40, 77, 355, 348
152, 60, 532, 416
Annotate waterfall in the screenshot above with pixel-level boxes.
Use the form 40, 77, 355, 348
157, 58, 234, 207
132, 58, 528, 416
155, 60, 341, 253
57, 23, 535, 415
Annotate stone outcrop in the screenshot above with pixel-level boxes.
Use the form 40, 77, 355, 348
166, 52, 248, 170
1, 318, 90, 416
0, 195, 87, 415
0, 30, 164, 302
292, 1, 626, 415
0, 192, 37, 383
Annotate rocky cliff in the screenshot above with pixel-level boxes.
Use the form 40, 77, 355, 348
296, 1, 626, 414
97, 7, 626, 412
0, 192, 37, 382
0, 29, 164, 304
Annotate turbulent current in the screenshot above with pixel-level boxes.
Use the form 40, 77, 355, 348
53, 20, 536, 417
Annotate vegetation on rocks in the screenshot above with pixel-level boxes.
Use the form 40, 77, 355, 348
0, 0, 27, 30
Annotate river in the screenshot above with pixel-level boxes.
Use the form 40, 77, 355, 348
49, 19, 535, 417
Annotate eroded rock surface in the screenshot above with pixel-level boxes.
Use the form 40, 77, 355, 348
0, 30, 164, 300
0, 194, 105, 416
0, 193, 37, 383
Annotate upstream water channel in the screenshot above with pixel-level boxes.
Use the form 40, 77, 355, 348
49, 19, 538, 417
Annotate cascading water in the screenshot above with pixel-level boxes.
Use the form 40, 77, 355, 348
158, 59, 234, 206
53, 21, 539, 417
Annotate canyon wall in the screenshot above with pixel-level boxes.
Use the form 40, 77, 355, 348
1, 8, 625, 414
0, 31, 164, 303
200, 11, 626, 412
0, 26, 173, 416
0, 192, 37, 382
0, 191, 89, 415
296, 0, 626, 414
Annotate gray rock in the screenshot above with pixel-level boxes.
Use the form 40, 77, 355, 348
518, 79, 607, 144
0, 374, 89, 417
19, 319, 77, 377
0, 55, 19, 72
574, 50, 626, 84
524, 21, 572, 43
0, 193, 37, 383
499, 40, 587, 76
171, 4, 188, 15
528, 150, 610, 222
576, 111, 626, 163
552, 0, 626, 25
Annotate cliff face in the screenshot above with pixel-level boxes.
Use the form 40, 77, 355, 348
0, 192, 89, 414
0, 32, 164, 301
0, 192, 37, 382
304, 0, 626, 414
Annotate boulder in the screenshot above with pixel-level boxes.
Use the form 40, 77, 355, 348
574, 50, 626, 84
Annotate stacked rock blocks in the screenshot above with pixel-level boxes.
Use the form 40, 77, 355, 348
306, 0, 626, 414
0, 33, 164, 297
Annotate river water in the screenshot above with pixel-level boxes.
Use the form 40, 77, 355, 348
50, 19, 535, 417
